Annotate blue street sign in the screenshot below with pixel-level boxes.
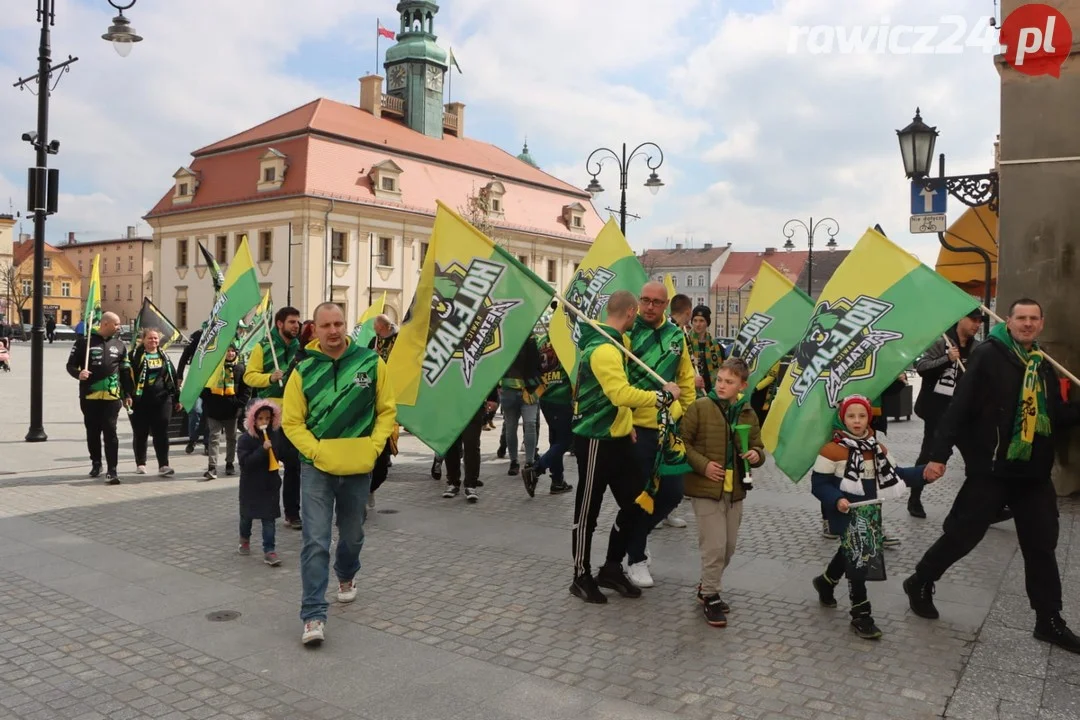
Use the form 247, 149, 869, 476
911, 181, 947, 215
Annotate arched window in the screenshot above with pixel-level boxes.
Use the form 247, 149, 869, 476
685, 274, 692, 287
698, 274, 705, 287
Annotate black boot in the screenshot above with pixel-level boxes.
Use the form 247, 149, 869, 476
570, 573, 608, 604
1034, 613, 1080, 654
907, 487, 926, 519
903, 574, 939, 619
813, 574, 838, 608
596, 563, 641, 598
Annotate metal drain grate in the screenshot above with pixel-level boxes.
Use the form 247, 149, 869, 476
206, 610, 241, 622
376, 508, 399, 514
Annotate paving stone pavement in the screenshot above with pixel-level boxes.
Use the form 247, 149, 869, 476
0, 343, 1078, 720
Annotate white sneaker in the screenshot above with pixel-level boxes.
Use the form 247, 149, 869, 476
337, 579, 358, 603
135, 465, 147, 475
663, 514, 688, 528
158, 466, 174, 477
627, 561, 655, 588
301, 619, 325, 646
367, 493, 375, 509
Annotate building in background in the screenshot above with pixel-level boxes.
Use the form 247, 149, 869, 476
145, 1, 598, 330
59, 228, 154, 326
711, 248, 807, 338
639, 242, 732, 317
12, 237, 82, 326
0, 214, 15, 324
794, 249, 851, 300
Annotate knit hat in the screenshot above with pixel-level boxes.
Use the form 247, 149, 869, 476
691, 305, 711, 324
838, 394, 873, 420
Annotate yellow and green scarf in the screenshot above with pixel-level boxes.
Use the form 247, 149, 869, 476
990, 323, 1051, 460
635, 392, 691, 514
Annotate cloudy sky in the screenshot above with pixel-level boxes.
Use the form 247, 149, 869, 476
0, 0, 1001, 264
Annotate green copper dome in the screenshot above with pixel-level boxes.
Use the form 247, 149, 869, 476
516, 140, 538, 168
385, 1, 447, 67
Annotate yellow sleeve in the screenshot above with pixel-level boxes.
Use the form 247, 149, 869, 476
755, 374, 775, 391
590, 344, 659, 410
369, 358, 398, 453
282, 371, 319, 461
672, 337, 697, 421
244, 344, 272, 389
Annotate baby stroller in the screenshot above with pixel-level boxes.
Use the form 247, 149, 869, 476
0, 338, 10, 372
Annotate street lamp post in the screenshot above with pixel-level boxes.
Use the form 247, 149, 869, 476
14, 0, 142, 443
895, 108, 997, 312
782, 217, 839, 297
584, 142, 665, 237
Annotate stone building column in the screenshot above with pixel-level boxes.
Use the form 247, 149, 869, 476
997, 0, 1080, 495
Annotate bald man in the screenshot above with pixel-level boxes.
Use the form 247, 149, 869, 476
67, 311, 132, 484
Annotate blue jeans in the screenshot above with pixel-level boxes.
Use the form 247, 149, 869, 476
299, 464, 371, 622
537, 401, 572, 482
626, 426, 685, 565
239, 516, 276, 553
500, 389, 538, 465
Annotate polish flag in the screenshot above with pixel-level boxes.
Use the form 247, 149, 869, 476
378, 24, 396, 40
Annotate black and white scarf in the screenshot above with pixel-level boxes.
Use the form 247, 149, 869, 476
833, 433, 904, 499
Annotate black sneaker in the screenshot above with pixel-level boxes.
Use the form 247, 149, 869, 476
903, 574, 939, 619
813, 575, 838, 608
702, 595, 728, 627
508, 462, 520, 476
851, 615, 883, 639
88, 464, 102, 478
694, 583, 730, 613
202, 468, 217, 481
104, 471, 120, 486
442, 484, 460, 499
430, 458, 442, 481
907, 497, 927, 519
185, 442, 195, 455
1034, 613, 1080, 654
550, 481, 573, 495
497, 446, 507, 460
464, 487, 478, 504
521, 464, 538, 497
225, 463, 235, 476
570, 573, 608, 604
595, 564, 641, 599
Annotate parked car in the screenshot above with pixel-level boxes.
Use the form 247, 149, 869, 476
52, 324, 78, 341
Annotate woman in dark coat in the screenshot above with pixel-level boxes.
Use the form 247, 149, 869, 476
236, 399, 285, 566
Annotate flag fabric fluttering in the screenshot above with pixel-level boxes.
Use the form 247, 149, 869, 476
82, 254, 102, 335
730, 262, 815, 393
387, 201, 555, 455
377, 20, 395, 39
197, 241, 226, 294
663, 273, 677, 301
236, 289, 273, 360
448, 47, 462, 73
761, 227, 979, 482
179, 238, 262, 411
352, 292, 386, 348
134, 297, 184, 350
548, 218, 648, 384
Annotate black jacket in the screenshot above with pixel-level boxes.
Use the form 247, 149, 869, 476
915, 326, 979, 421
126, 346, 179, 406
66, 333, 131, 400
930, 335, 1079, 478
237, 428, 284, 520
199, 362, 249, 420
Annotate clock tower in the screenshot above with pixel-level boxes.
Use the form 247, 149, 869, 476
384, 1, 449, 139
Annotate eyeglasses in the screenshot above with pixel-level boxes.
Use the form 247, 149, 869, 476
639, 297, 667, 307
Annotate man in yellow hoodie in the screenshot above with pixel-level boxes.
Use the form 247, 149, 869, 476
283, 303, 396, 647
570, 290, 681, 604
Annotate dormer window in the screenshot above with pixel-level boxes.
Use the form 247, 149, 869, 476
562, 202, 586, 234
370, 159, 404, 201
257, 148, 287, 192
481, 180, 506, 217
172, 167, 198, 205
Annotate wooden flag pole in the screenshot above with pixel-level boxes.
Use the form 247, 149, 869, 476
941, 334, 967, 372
555, 294, 667, 387
261, 310, 283, 387
981, 305, 1080, 386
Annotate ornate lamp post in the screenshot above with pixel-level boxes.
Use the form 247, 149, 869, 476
584, 142, 665, 237
14, 0, 142, 443
782, 217, 839, 297
896, 107, 997, 311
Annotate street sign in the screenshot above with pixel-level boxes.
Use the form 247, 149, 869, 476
911, 181, 947, 215
910, 213, 947, 234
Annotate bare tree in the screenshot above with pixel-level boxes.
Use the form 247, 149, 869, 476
459, 186, 508, 250
1, 262, 31, 330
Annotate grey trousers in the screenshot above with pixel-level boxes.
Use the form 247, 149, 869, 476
207, 416, 237, 469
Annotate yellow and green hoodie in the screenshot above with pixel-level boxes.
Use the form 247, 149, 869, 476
627, 314, 696, 428
282, 338, 397, 476
244, 328, 300, 404
571, 322, 664, 439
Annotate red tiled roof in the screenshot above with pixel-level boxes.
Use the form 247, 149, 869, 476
146, 98, 600, 240
712, 250, 808, 291
14, 239, 62, 267
640, 246, 730, 268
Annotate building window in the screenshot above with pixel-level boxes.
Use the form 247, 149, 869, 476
176, 300, 188, 329
572, 216, 582, 228
698, 275, 705, 287
177, 239, 189, 267
718, 300, 727, 313
128, 256, 134, 271
546, 259, 557, 283
331, 230, 348, 262
42, 281, 52, 296
259, 231, 273, 262
235, 234, 246, 256
78, 260, 83, 271
116, 257, 121, 272
730, 300, 739, 315
178, 182, 188, 196
215, 235, 228, 263
263, 166, 276, 183
419, 242, 429, 267
380, 176, 396, 192
518, 255, 529, 267
127, 285, 133, 301
43, 257, 52, 269
491, 198, 502, 213
685, 274, 692, 287
672, 276, 678, 288
61, 281, 71, 297
102, 285, 107, 301
115, 285, 120, 301
378, 236, 393, 267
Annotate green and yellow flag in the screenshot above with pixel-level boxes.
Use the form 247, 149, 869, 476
549, 218, 648, 383
352, 291, 386, 348
82, 254, 102, 334
198, 241, 226, 294
134, 297, 183, 350
731, 262, 814, 393
664, 273, 677, 300
762, 227, 978, 482
388, 202, 555, 455
236, 289, 272, 360
179, 238, 261, 411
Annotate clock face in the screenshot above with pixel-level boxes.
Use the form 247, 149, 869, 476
388, 65, 407, 90
425, 65, 443, 92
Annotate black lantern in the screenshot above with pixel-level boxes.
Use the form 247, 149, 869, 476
896, 107, 938, 179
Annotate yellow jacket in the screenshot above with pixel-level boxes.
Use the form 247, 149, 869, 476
630, 335, 696, 429
281, 342, 397, 476
589, 342, 660, 439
